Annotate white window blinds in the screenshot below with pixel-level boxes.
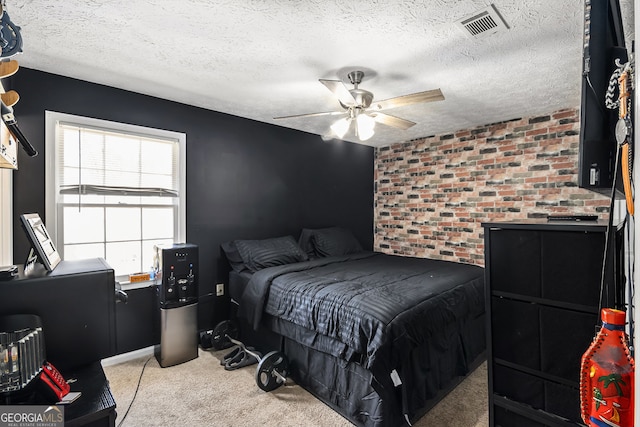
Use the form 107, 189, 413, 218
56, 122, 179, 200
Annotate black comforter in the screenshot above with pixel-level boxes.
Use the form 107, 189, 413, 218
239, 252, 485, 390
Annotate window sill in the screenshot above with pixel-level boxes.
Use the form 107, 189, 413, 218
118, 279, 156, 291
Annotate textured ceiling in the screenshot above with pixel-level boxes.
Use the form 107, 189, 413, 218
6, 0, 636, 147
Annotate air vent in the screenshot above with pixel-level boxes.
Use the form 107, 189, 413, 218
455, 4, 509, 39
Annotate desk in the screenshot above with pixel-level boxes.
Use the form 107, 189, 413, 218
0, 363, 115, 427
63, 363, 116, 427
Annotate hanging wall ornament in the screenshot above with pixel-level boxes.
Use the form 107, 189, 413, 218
0, 1, 22, 58
606, 56, 635, 215
580, 308, 635, 427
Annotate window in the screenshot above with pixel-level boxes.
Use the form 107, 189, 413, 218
45, 112, 186, 281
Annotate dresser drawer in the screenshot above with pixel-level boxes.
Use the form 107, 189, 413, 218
493, 364, 581, 424
487, 228, 608, 308
491, 296, 596, 383
494, 404, 548, 427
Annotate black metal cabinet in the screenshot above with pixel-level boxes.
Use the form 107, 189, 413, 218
0, 258, 117, 371
482, 221, 624, 427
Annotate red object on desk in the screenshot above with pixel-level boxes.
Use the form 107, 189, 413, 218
38, 362, 70, 401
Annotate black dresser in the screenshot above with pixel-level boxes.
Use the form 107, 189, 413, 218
482, 220, 625, 426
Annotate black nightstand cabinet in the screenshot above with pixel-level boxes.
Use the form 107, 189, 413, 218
482, 221, 624, 427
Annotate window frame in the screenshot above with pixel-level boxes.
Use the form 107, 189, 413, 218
45, 111, 186, 281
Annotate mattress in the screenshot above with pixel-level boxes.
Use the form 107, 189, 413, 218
237, 252, 484, 392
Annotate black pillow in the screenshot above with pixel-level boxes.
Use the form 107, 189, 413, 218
298, 228, 317, 259
310, 227, 363, 257
234, 235, 308, 272
221, 241, 247, 273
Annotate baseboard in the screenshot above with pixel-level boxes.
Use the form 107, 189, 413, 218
101, 346, 155, 367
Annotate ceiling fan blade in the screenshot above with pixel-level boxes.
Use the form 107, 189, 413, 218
372, 89, 444, 111
319, 79, 356, 106
274, 110, 346, 120
371, 112, 416, 130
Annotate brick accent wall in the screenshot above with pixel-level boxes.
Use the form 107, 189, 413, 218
374, 107, 610, 266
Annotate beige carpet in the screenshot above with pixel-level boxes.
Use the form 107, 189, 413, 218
103, 348, 488, 427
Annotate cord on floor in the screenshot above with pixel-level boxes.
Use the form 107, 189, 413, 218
116, 356, 153, 427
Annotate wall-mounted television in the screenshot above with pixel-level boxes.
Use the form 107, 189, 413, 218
20, 213, 61, 271
578, 0, 628, 197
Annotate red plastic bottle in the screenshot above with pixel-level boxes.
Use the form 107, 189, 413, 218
580, 308, 634, 427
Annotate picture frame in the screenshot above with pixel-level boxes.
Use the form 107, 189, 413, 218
20, 213, 61, 271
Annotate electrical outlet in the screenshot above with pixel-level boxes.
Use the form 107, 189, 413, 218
216, 283, 224, 296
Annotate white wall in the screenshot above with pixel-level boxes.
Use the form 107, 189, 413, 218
0, 168, 11, 265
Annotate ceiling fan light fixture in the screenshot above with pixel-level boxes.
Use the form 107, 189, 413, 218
330, 117, 351, 139
357, 126, 375, 141
274, 69, 444, 143
356, 114, 375, 141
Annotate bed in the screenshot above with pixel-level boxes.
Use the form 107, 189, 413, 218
222, 227, 486, 427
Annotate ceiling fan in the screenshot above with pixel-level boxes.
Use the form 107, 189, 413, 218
274, 70, 444, 141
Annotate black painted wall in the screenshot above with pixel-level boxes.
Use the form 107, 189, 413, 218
10, 68, 374, 344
